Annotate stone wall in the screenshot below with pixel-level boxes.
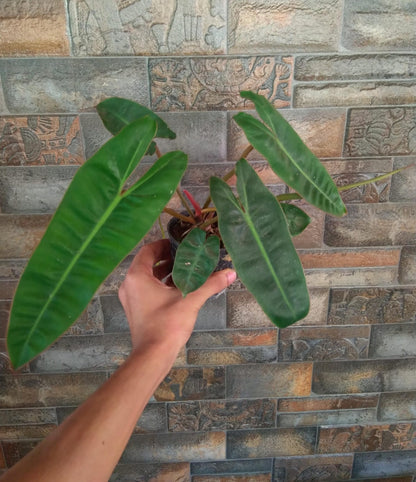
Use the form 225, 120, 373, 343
1, 1, 416, 480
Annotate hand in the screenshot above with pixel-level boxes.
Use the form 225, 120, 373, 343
118, 239, 236, 355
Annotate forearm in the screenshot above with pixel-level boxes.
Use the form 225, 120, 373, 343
1, 341, 179, 482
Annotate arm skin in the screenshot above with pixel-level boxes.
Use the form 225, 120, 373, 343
1, 239, 236, 482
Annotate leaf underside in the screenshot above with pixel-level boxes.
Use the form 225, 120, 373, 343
281, 203, 311, 237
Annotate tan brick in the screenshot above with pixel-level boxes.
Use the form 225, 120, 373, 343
0, 281, 17, 300
187, 346, 276, 366
278, 394, 379, 413
292, 202, 325, 249
0, 424, 56, 441
227, 291, 272, 329
187, 328, 277, 348
293, 288, 329, 326
0, 1, 69, 56
0, 300, 11, 338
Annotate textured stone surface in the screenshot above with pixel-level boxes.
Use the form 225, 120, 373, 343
66, 298, 104, 336
228, 108, 346, 161
291, 202, 326, 249
342, 0, 416, 51
295, 54, 416, 82
227, 291, 272, 329
2, 440, 39, 468
228, 0, 342, 53
299, 248, 400, 269
352, 450, 416, 479
226, 363, 312, 398
279, 325, 370, 361
0, 166, 76, 213
0, 408, 56, 426
293, 289, 330, 326
318, 423, 416, 453
187, 328, 277, 349
306, 267, 398, 290
0, 1, 69, 56
110, 462, 190, 482
325, 204, 416, 247
274, 454, 353, 481
168, 399, 276, 432
227, 428, 317, 458
278, 394, 379, 413
191, 459, 272, 476
194, 475, 270, 482
344, 107, 416, 157
188, 346, 276, 366
121, 431, 226, 463
399, 246, 416, 284
0, 372, 107, 408
378, 392, 416, 422
277, 408, 377, 428
0, 423, 56, 440
294, 82, 416, 108
150, 56, 293, 111
195, 294, 227, 331
154, 367, 225, 402
369, 324, 416, 358
68, 0, 226, 56
79, 113, 112, 159
1, 58, 149, 113
313, 359, 416, 394
0, 116, 83, 166
390, 158, 416, 203
328, 288, 416, 325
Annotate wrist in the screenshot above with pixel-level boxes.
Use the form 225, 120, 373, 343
129, 338, 182, 374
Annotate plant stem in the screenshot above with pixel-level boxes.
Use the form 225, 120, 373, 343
198, 215, 218, 229
176, 188, 194, 217
163, 208, 196, 224
155, 144, 162, 159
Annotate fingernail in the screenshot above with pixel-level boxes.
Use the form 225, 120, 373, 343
227, 270, 237, 285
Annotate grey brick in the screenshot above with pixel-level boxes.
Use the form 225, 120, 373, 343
226, 363, 312, 398
305, 266, 398, 289
120, 432, 225, 463
369, 324, 416, 358
313, 358, 416, 394
378, 391, 416, 422
187, 328, 277, 349
399, 246, 416, 284
0, 79, 9, 114
390, 158, 416, 203
294, 81, 416, 108
342, 0, 416, 51
276, 408, 377, 428
0, 58, 148, 114
188, 346, 277, 366
295, 54, 416, 82
228, 0, 342, 53
0, 166, 77, 214
227, 427, 316, 458
352, 450, 416, 479
79, 113, 112, 158
110, 462, 190, 482
195, 293, 226, 330
191, 458, 272, 475
101, 295, 128, 333
0, 408, 57, 426
324, 204, 416, 247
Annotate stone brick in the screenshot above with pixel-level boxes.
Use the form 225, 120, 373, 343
0, 259, 26, 281
0, 423, 56, 440
277, 408, 377, 428
98, 255, 133, 295
318, 423, 416, 453
79, 113, 112, 159
292, 288, 329, 326
279, 325, 370, 361
193, 475, 270, 482
66, 297, 104, 336
291, 202, 325, 249
342, 0, 416, 51
191, 459, 272, 476
154, 367, 225, 402
352, 450, 416, 479
0, 166, 77, 214
328, 288, 416, 325
228, 108, 346, 161
0, 81, 8, 115
168, 399, 276, 432
227, 427, 316, 458
0, 372, 106, 408
121, 431, 225, 463
390, 158, 416, 203
294, 82, 416, 108
274, 454, 353, 481
378, 392, 416, 422
195, 293, 227, 331
0, 339, 29, 375
0, 116, 84, 166
228, 0, 342, 53
101, 295, 128, 333
2, 440, 39, 468
369, 324, 416, 358
0, 1, 69, 56
295, 54, 416, 82
399, 246, 416, 285
187, 346, 277, 366
278, 394, 379, 413
227, 291, 272, 329
226, 362, 312, 398
0, 301, 11, 337
0, 447, 4, 469
313, 358, 416, 394
149, 56, 293, 112
0, 281, 16, 300
325, 204, 416, 247
344, 107, 416, 158
0, 214, 51, 258
187, 328, 277, 349
0, 408, 56, 426
68, 0, 225, 56
157, 112, 227, 164
110, 462, 190, 482
1, 58, 149, 114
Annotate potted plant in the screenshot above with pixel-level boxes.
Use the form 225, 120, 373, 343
6, 91, 409, 369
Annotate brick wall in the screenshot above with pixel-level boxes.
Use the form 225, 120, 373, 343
0, 1, 416, 480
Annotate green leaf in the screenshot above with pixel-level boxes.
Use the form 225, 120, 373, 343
281, 203, 311, 236
7, 117, 187, 369
234, 91, 346, 217
172, 228, 220, 296
210, 159, 309, 328
97, 97, 176, 139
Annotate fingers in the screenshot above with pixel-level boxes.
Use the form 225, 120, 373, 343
128, 239, 172, 276
185, 269, 236, 310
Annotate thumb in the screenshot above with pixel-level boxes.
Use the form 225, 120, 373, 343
185, 269, 237, 310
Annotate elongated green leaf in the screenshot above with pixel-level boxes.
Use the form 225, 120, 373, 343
172, 228, 220, 296
234, 91, 346, 217
281, 203, 311, 236
7, 117, 187, 368
210, 159, 309, 327
97, 97, 176, 138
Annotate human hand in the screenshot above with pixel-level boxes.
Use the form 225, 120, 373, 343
118, 239, 236, 355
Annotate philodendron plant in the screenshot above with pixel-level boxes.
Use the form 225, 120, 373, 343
7, 91, 409, 369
